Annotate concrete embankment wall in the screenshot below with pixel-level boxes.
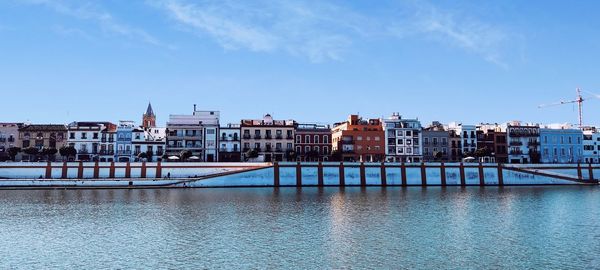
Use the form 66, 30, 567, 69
0, 162, 597, 188
181, 162, 598, 187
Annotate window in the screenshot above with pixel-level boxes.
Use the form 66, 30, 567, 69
357, 136, 363, 141
287, 143, 293, 150
374, 136, 380, 141
324, 135, 329, 144
406, 131, 412, 137
206, 129, 215, 134
296, 135, 301, 143
305, 146, 310, 153
69, 133, 75, 139
296, 146, 301, 153
305, 135, 310, 143
81, 133, 87, 139
314, 135, 319, 144
397, 139, 403, 145
324, 146, 328, 154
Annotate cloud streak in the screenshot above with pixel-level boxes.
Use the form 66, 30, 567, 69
152, 0, 513, 66
20, 0, 170, 48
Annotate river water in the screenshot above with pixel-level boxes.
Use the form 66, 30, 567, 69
0, 186, 599, 269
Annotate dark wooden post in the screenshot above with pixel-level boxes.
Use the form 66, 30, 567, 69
577, 163, 583, 180
459, 162, 466, 186
440, 162, 447, 186
77, 161, 84, 179
296, 162, 302, 187
317, 162, 324, 186
109, 161, 115, 178
273, 162, 280, 187
478, 162, 485, 186
141, 162, 147, 178
360, 162, 366, 186
45, 161, 52, 179
339, 162, 345, 186
156, 161, 162, 178
420, 162, 427, 187
589, 163, 595, 182
497, 163, 504, 186
125, 162, 131, 178
61, 161, 68, 179
401, 162, 407, 186
380, 162, 387, 186
93, 161, 100, 178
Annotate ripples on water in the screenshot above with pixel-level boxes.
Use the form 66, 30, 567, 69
0, 186, 599, 269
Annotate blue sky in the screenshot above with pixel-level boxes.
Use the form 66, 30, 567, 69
1, 0, 600, 127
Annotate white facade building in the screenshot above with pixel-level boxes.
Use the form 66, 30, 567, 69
506, 121, 541, 164
448, 122, 478, 155
383, 113, 422, 162
132, 127, 166, 162
67, 122, 115, 161
166, 107, 220, 162
583, 127, 600, 163
219, 124, 241, 162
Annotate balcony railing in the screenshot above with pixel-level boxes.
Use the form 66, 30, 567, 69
528, 141, 540, 146
509, 150, 523, 155
275, 135, 283, 140
286, 136, 293, 139
254, 135, 262, 139
116, 150, 131, 155
243, 134, 251, 139
99, 150, 114, 155
265, 135, 272, 139
509, 141, 523, 146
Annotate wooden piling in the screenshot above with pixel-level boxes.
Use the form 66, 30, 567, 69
360, 162, 366, 186
401, 162, 407, 186
141, 162, 147, 178
497, 163, 504, 186
45, 161, 52, 179
296, 162, 302, 187
459, 162, 466, 186
155, 161, 162, 178
77, 161, 84, 179
317, 162, 324, 186
380, 162, 387, 186
109, 161, 115, 178
61, 161, 68, 179
588, 163, 594, 182
273, 162, 280, 187
478, 162, 485, 186
125, 162, 131, 178
420, 162, 427, 187
440, 162, 447, 186
93, 161, 100, 178
339, 162, 345, 186
577, 163, 583, 180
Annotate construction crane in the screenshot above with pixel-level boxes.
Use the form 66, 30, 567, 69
538, 88, 586, 129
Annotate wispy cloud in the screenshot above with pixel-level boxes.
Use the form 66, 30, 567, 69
19, 0, 171, 48
151, 0, 513, 66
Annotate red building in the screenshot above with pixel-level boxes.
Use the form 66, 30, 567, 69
295, 124, 332, 161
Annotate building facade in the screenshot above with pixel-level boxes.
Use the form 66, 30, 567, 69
18, 124, 67, 161
67, 121, 116, 161
219, 124, 241, 162
383, 113, 422, 162
539, 126, 583, 164
0, 123, 21, 161
295, 124, 332, 162
166, 108, 220, 162
331, 115, 384, 162
422, 122, 449, 162
241, 114, 295, 162
448, 122, 478, 157
477, 124, 508, 163
583, 127, 600, 163
115, 121, 136, 162
132, 127, 165, 162
507, 122, 540, 164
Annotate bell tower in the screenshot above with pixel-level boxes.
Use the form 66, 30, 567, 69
142, 102, 156, 128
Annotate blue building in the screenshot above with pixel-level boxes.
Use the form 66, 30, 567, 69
540, 127, 583, 164
115, 121, 135, 162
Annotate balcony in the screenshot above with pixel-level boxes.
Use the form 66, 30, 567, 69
509, 150, 523, 155
254, 135, 262, 139
116, 150, 131, 155
243, 134, 251, 139
275, 135, 283, 140
286, 136, 293, 139
265, 147, 273, 152
78, 149, 89, 154
101, 138, 107, 142
275, 147, 283, 152
0, 138, 5, 142
265, 135, 272, 139
99, 150, 114, 155
509, 141, 523, 146
528, 141, 540, 146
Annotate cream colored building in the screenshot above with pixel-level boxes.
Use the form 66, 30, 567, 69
241, 114, 295, 162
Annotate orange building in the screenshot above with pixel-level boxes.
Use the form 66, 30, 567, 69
331, 115, 385, 162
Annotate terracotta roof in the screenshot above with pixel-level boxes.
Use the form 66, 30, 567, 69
19, 124, 67, 132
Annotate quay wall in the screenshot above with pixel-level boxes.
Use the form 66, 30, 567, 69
0, 162, 597, 188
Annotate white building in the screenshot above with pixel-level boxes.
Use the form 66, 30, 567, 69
67, 122, 116, 161
219, 124, 241, 162
383, 113, 422, 162
448, 122, 478, 155
166, 106, 220, 162
506, 121, 540, 164
132, 127, 166, 162
583, 127, 600, 163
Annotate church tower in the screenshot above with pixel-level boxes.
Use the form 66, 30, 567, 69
142, 102, 156, 128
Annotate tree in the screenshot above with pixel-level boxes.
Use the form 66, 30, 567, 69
434, 151, 443, 161
7, 147, 21, 161
145, 150, 154, 162
179, 150, 192, 161
137, 152, 148, 161
285, 150, 296, 161
330, 150, 342, 161
41, 147, 58, 161
244, 148, 259, 161
474, 148, 491, 158
59, 145, 77, 161
23, 147, 40, 161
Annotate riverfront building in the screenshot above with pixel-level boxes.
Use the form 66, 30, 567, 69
18, 124, 67, 161
98, 124, 116, 162
219, 124, 241, 162
539, 125, 583, 164
383, 113, 422, 162
295, 123, 331, 162
115, 121, 137, 162
507, 122, 541, 164
132, 127, 166, 162
240, 114, 295, 162
477, 124, 508, 163
583, 127, 600, 163
67, 121, 116, 161
422, 121, 449, 162
166, 108, 220, 162
448, 122, 478, 156
0, 123, 21, 161
331, 115, 384, 162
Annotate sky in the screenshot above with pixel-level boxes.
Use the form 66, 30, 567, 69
1, 0, 600, 127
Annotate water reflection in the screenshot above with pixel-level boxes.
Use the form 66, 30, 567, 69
0, 186, 599, 269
